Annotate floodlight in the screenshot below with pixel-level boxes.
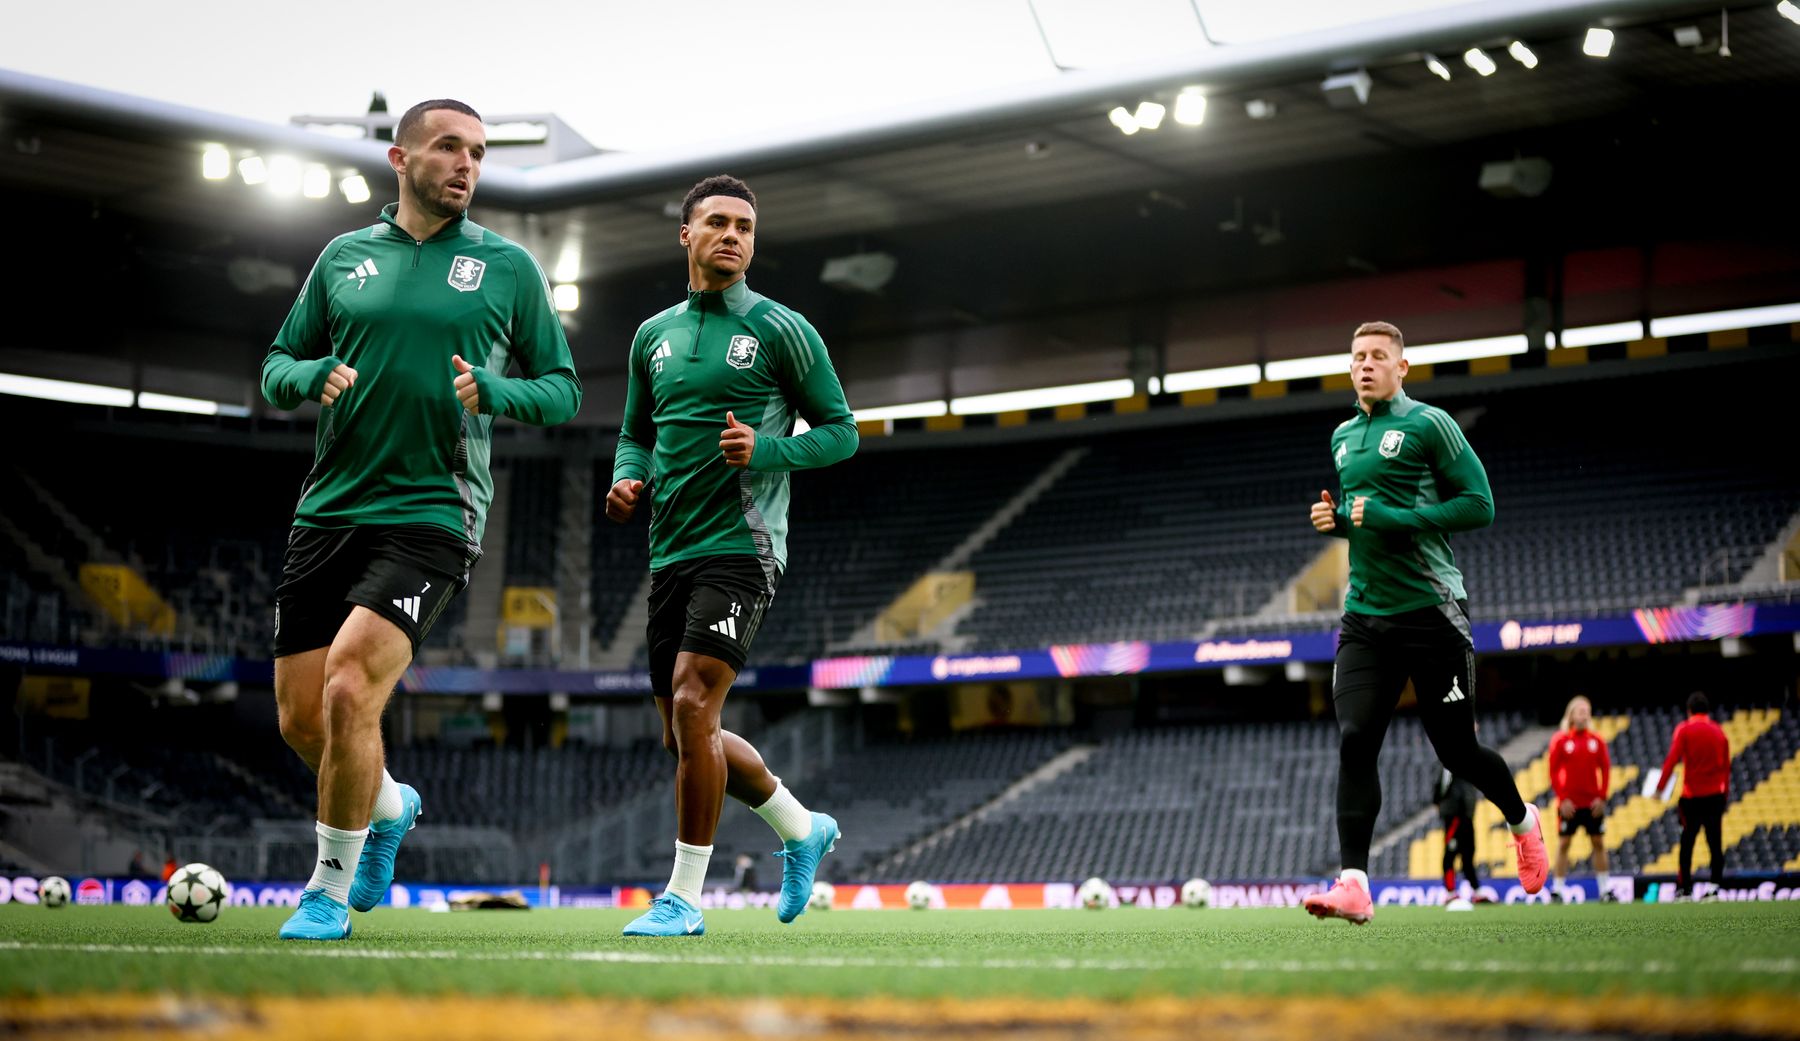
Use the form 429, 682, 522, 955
1508, 41, 1539, 67
238, 155, 268, 185
1424, 54, 1452, 80
1133, 100, 1166, 131
340, 174, 371, 204
1108, 106, 1140, 135
202, 146, 230, 180
1173, 88, 1207, 126
1583, 28, 1614, 56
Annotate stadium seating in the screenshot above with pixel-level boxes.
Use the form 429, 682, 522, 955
879, 712, 1527, 883
699, 729, 1076, 883
4, 358, 1797, 665
954, 415, 1327, 650
502, 458, 563, 587
1387, 705, 1799, 881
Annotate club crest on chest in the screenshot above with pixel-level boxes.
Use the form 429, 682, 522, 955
1379, 429, 1406, 458
448, 255, 486, 292
727, 335, 759, 370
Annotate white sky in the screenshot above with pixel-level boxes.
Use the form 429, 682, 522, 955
4, 0, 1458, 154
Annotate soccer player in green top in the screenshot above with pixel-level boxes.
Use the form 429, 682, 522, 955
606, 175, 857, 936
261, 99, 581, 940
1301, 320, 1545, 925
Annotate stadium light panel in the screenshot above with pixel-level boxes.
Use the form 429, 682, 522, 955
1583, 27, 1615, 56
1779, 0, 1799, 24
1558, 320, 1644, 348
137, 391, 222, 415
1148, 377, 1162, 395
1160, 363, 1262, 393
1649, 302, 1800, 338
1108, 106, 1140, 135
1133, 100, 1167, 131
267, 156, 302, 196
1424, 53, 1453, 80
1263, 354, 1351, 381
1403, 334, 1528, 365
552, 284, 580, 312
1508, 40, 1539, 68
0, 372, 133, 407
302, 164, 332, 199
339, 174, 371, 205
950, 379, 1134, 415
202, 146, 231, 180
553, 245, 582, 284
853, 400, 949, 422
1173, 88, 1207, 126
237, 155, 268, 185
1463, 48, 1498, 76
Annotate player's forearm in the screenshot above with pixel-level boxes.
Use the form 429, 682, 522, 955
1359, 489, 1493, 533
611, 428, 651, 485
749, 419, 859, 472
260, 351, 339, 410
475, 370, 582, 426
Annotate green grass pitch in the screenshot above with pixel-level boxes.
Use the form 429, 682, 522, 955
3, 902, 1797, 1001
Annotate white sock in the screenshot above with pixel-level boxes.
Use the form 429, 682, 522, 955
1597, 872, 1611, 889
666, 841, 712, 906
1341, 868, 1370, 889
371, 770, 405, 825
753, 782, 815, 843
307, 822, 368, 904
1508, 805, 1536, 835
1553, 875, 1566, 893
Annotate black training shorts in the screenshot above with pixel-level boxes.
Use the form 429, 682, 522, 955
1558, 806, 1607, 838
646, 554, 779, 692
273, 524, 476, 657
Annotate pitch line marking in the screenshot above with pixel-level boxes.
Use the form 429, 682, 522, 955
0, 941, 1794, 976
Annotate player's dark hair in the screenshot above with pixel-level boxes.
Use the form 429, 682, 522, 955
1353, 321, 1404, 350
1686, 691, 1710, 715
682, 175, 757, 225
395, 99, 483, 148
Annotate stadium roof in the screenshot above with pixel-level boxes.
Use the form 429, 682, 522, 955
1, 0, 1796, 420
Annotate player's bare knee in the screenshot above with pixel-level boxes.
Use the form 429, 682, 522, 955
277, 709, 324, 758
321, 671, 382, 734
669, 687, 718, 739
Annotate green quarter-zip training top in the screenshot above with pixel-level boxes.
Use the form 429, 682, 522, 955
262, 204, 582, 548
1324, 389, 1494, 615
612, 277, 857, 574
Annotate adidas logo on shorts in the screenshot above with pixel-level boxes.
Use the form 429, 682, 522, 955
708, 614, 739, 640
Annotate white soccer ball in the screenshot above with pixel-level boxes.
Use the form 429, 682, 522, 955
39, 876, 71, 909
808, 880, 835, 911
1077, 877, 1114, 909
905, 880, 936, 910
166, 863, 229, 923
1181, 878, 1212, 909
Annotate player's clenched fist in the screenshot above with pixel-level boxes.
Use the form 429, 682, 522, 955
452, 354, 481, 415
606, 479, 644, 523
1311, 490, 1339, 533
720, 410, 755, 469
1351, 496, 1368, 528
320, 363, 357, 407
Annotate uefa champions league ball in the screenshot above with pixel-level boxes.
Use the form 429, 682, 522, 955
166, 863, 229, 923
1181, 878, 1212, 909
39, 876, 71, 908
1077, 877, 1114, 909
808, 880, 836, 911
904, 880, 936, 910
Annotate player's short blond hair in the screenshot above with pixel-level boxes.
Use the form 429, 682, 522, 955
1560, 695, 1592, 731
1352, 321, 1404, 350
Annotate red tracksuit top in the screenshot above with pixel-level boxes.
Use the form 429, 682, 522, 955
1659, 714, 1730, 799
1548, 728, 1611, 808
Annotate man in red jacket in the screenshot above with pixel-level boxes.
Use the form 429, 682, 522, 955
1548, 695, 1614, 901
1659, 692, 1731, 898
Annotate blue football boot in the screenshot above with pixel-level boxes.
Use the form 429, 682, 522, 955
622, 893, 706, 937
349, 784, 422, 912
774, 812, 840, 923
279, 889, 352, 941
